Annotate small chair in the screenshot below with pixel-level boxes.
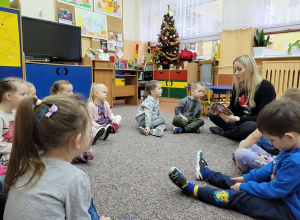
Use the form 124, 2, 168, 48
200, 88, 213, 116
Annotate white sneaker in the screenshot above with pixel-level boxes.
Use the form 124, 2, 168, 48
139, 127, 147, 135
101, 124, 112, 140
92, 127, 105, 145
150, 128, 164, 137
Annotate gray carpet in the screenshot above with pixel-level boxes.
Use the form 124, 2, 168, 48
76, 104, 254, 220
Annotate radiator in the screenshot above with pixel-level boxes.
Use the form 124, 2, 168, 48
261, 61, 300, 98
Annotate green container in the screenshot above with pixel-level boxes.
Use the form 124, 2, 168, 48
0, 0, 10, 7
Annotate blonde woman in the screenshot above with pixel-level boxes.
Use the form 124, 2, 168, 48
209, 55, 276, 141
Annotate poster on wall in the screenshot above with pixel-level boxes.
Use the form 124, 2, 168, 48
75, 8, 108, 39
58, 8, 72, 24
57, 0, 93, 11
94, 0, 122, 19
0, 10, 21, 67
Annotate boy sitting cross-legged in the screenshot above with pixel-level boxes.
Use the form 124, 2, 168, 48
172, 81, 205, 134
135, 80, 168, 137
168, 100, 300, 220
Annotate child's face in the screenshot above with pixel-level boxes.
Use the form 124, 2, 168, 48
233, 61, 246, 82
152, 83, 162, 98
10, 83, 28, 107
191, 85, 205, 100
264, 133, 298, 151
95, 88, 108, 102
57, 84, 73, 95
28, 87, 37, 99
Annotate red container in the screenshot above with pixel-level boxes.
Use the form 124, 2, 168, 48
109, 56, 115, 63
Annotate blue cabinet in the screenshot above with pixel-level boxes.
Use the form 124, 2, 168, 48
25, 63, 92, 100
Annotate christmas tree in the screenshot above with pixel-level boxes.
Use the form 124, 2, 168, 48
153, 6, 180, 69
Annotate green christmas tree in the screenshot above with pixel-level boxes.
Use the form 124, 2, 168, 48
153, 6, 180, 69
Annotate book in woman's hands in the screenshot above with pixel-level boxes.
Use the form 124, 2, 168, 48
207, 102, 233, 116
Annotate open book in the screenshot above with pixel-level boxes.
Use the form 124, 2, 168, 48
207, 102, 233, 116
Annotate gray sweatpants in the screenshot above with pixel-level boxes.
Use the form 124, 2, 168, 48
136, 114, 168, 131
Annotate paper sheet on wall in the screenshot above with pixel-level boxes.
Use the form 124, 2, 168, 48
117, 33, 123, 41
116, 41, 123, 48
116, 49, 123, 59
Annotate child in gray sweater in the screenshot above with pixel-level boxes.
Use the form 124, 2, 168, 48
172, 81, 205, 133
135, 80, 168, 137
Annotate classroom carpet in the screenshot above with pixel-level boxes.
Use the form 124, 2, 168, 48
76, 104, 254, 220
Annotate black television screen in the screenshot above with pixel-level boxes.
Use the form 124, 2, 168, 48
22, 16, 82, 63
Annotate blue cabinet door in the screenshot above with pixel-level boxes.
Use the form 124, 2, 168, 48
26, 63, 62, 99
26, 63, 92, 100
63, 65, 92, 100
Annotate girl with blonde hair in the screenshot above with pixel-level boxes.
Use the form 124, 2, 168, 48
209, 55, 276, 141
87, 83, 122, 144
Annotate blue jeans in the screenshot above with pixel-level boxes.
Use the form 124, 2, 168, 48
196, 171, 296, 220
88, 199, 100, 220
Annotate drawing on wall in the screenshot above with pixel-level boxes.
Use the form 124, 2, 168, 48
0, 11, 21, 67
58, 0, 93, 11
75, 8, 108, 39
58, 8, 73, 25
94, 0, 122, 19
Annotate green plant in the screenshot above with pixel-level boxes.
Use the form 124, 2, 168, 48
287, 40, 300, 55
253, 30, 270, 47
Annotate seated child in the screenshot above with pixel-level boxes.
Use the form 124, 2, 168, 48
50, 80, 73, 95
169, 100, 300, 220
4, 95, 111, 220
135, 80, 168, 137
234, 88, 300, 173
26, 81, 42, 105
0, 77, 28, 165
87, 83, 122, 143
50, 81, 94, 163
172, 81, 205, 134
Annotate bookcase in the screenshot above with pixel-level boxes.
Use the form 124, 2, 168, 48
153, 63, 198, 101
83, 57, 138, 107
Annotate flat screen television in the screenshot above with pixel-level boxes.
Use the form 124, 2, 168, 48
22, 16, 82, 63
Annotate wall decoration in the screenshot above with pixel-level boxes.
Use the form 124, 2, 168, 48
0, 10, 21, 67
58, 8, 72, 24
75, 8, 108, 39
94, 0, 122, 19
57, 0, 93, 11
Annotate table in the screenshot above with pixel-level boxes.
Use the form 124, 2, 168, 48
185, 85, 233, 102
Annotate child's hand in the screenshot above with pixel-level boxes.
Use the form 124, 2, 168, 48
230, 176, 245, 183
219, 113, 236, 123
111, 119, 116, 124
145, 126, 150, 135
180, 115, 188, 122
230, 183, 241, 190
100, 124, 106, 127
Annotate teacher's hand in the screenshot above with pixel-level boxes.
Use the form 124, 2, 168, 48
219, 113, 237, 123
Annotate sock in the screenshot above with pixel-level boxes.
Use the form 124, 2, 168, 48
204, 167, 211, 179
183, 182, 199, 197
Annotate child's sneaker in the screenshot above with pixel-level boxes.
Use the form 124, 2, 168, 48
194, 127, 201, 133
196, 150, 207, 181
139, 126, 147, 135
111, 123, 119, 133
168, 167, 188, 189
92, 127, 105, 145
101, 124, 112, 140
150, 128, 164, 137
173, 126, 183, 134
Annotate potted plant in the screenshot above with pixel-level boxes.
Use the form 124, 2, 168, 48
86, 48, 100, 60
177, 48, 197, 69
287, 40, 300, 55
253, 29, 270, 57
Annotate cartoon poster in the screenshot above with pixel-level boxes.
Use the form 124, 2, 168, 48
0, 11, 21, 67
57, 0, 93, 11
94, 0, 122, 19
75, 8, 108, 39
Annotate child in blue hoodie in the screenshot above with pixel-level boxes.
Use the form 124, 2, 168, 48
169, 100, 300, 220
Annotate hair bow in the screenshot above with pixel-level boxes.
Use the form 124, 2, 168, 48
45, 104, 58, 118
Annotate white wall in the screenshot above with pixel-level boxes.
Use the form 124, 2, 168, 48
123, 0, 140, 41
19, 0, 140, 41
20, 0, 55, 21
